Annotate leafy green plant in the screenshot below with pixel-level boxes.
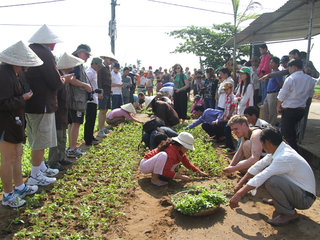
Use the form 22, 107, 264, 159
171, 186, 227, 215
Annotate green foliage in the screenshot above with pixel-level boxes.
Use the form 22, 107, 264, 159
168, 23, 250, 68
171, 185, 227, 215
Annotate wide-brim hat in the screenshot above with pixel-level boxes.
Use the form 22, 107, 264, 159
29, 24, 62, 44
145, 96, 155, 109
91, 57, 104, 68
57, 52, 84, 70
100, 52, 117, 62
73, 44, 91, 56
172, 132, 195, 151
120, 103, 136, 114
0, 41, 43, 67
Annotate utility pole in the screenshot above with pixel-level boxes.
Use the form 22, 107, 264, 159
109, 0, 118, 54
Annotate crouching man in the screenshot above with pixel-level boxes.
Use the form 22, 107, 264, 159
230, 127, 316, 226
223, 115, 263, 174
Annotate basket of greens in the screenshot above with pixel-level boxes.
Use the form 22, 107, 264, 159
171, 186, 227, 216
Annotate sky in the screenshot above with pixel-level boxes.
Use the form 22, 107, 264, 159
0, 0, 319, 74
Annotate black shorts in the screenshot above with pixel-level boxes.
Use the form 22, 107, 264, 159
68, 109, 84, 124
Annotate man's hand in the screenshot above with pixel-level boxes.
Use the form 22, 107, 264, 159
230, 192, 242, 209
22, 90, 33, 101
259, 74, 270, 82
84, 83, 92, 93
223, 166, 235, 174
63, 73, 75, 84
98, 93, 103, 100
212, 120, 218, 125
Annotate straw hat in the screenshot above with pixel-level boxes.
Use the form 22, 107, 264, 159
120, 103, 136, 114
29, 24, 62, 44
172, 132, 195, 151
100, 50, 117, 62
0, 41, 43, 67
145, 96, 155, 109
57, 52, 84, 70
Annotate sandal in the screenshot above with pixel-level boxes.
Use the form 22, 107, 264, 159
262, 198, 274, 205
151, 180, 168, 186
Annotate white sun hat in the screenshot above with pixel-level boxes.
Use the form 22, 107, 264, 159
172, 132, 195, 151
29, 24, 62, 44
100, 53, 117, 63
120, 103, 136, 115
144, 96, 156, 109
0, 41, 43, 67
57, 52, 84, 70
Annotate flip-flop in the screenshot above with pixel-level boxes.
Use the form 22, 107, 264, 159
151, 180, 168, 186
262, 198, 274, 205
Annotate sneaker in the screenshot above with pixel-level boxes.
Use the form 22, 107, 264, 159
26, 172, 56, 186
42, 166, 59, 177
66, 148, 85, 158
14, 185, 38, 199
2, 193, 25, 208
92, 138, 99, 145
103, 127, 110, 134
97, 130, 107, 138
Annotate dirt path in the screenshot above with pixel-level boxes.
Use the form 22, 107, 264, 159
109, 172, 320, 240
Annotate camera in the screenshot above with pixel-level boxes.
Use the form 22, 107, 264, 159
87, 88, 103, 101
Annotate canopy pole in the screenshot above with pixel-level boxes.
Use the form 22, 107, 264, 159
298, 0, 315, 144
306, 0, 315, 62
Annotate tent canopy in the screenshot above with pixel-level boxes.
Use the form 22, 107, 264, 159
224, 0, 320, 47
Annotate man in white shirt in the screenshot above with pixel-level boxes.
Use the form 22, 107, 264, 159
111, 62, 123, 109
277, 59, 315, 151
84, 58, 103, 146
230, 127, 316, 226
244, 106, 270, 128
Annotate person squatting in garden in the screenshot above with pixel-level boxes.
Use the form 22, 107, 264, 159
139, 132, 208, 186
230, 127, 316, 226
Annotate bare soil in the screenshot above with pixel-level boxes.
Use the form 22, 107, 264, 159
107, 170, 320, 240
1, 113, 319, 239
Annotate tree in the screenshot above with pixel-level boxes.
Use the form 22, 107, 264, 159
231, 0, 261, 78
168, 23, 250, 69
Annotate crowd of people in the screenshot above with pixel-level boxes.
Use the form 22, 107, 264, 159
0, 24, 318, 227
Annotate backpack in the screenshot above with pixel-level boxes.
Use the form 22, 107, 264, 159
142, 117, 165, 134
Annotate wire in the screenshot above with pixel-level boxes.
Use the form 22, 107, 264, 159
0, 0, 65, 8
147, 0, 233, 15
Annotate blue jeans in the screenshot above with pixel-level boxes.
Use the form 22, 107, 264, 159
112, 94, 123, 109
142, 126, 178, 149
204, 97, 215, 109
261, 80, 269, 102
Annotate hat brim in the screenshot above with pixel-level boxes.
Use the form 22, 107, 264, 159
73, 49, 91, 56
0, 53, 43, 67
100, 56, 117, 62
172, 136, 195, 151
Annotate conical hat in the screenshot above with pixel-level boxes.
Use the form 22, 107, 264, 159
120, 103, 136, 114
57, 52, 84, 70
100, 52, 117, 62
0, 41, 43, 67
29, 24, 62, 44
145, 96, 155, 109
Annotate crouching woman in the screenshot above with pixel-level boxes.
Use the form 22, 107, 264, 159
139, 132, 207, 186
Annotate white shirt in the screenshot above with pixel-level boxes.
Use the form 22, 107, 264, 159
111, 70, 122, 95
218, 77, 234, 109
247, 142, 316, 196
277, 70, 315, 108
236, 83, 254, 115
251, 118, 270, 128
86, 67, 98, 104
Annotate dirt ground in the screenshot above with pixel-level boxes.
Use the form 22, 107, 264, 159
108, 171, 320, 240
1, 113, 319, 239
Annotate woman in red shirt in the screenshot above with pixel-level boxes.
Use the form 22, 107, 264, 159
140, 132, 207, 186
